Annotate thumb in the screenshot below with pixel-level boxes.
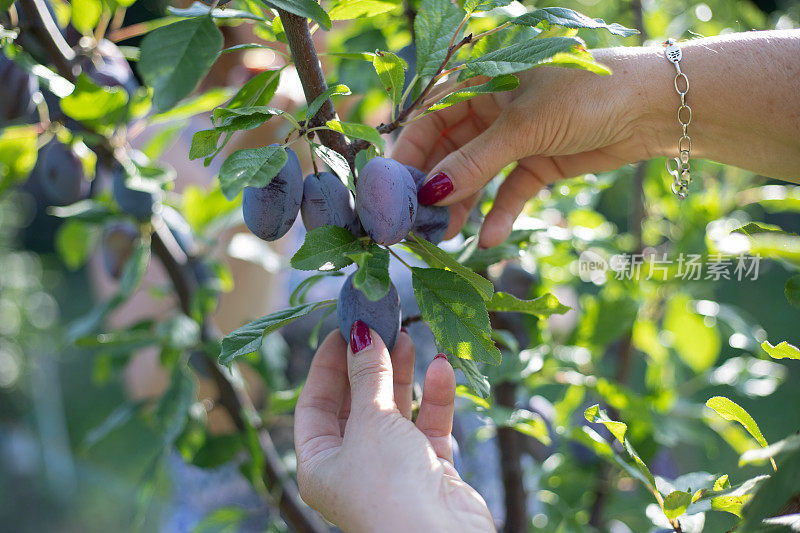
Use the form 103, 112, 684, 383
417, 123, 517, 207
347, 320, 395, 414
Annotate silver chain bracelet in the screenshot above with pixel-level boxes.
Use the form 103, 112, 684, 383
664, 38, 692, 199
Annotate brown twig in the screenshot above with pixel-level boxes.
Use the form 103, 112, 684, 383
349, 31, 474, 156
495, 381, 527, 533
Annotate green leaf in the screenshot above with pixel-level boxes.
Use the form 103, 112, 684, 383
414, 0, 465, 77
511, 7, 638, 37
761, 340, 800, 360
212, 105, 283, 132
411, 267, 501, 364
268, 0, 332, 30
740, 434, 800, 466
190, 129, 221, 160
229, 69, 282, 108
786, 275, 800, 308
406, 233, 494, 301
138, 16, 223, 112
191, 435, 244, 469
218, 145, 288, 200
706, 396, 769, 450
219, 300, 336, 364
328, 0, 399, 20
584, 404, 657, 491
326, 120, 385, 151
450, 356, 491, 399
71, 0, 102, 35
663, 491, 692, 520
0, 125, 38, 193
60, 74, 128, 122
664, 296, 720, 373
169, 1, 266, 20
290, 225, 362, 270
311, 143, 352, 189
349, 246, 390, 301
306, 84, 351, 121
423, 75, 519, 115
55, 219, 100, 271
465, 0, 512, 13
48, 200, 115, 223
465, 36, 603, 77
372, 51, 406, 106
487, 291, 570, 317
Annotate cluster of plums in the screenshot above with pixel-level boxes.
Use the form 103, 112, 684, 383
241, 147, 450, 350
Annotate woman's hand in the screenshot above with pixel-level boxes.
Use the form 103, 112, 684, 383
393, 47, 654, 249
294, 322, 495, 532
393, 30, 800, 249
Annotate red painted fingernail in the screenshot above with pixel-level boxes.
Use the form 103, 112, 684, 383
418, 172, 453, 205
434, 353, 448, 361
401, 327, 408, 333
350, 320, 372, 353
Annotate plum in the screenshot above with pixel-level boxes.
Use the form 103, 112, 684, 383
355, 157, 417, 245
242, 146, 303, 242
30, 140, 88, 206
404, 164, 427, 191
102, 222, 139, 279
78, 39, 138, 95
0, 54, 38, 124
300, 172, 359, 235
112, 161, 160, 220
337, 272, 401, 351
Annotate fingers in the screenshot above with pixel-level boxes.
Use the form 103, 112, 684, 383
416, 353, 456, 463
443, 193, 480, 241
478, 155, 559, 249
346, 320, 396, 415
479, 149, 633, 248
417, 122, 517, 207
295, 330, 348, 458
393, 103, 474, 170
390, 331, 415, 419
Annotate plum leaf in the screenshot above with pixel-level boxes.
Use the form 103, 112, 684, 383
465, 36, 610, 77
218, 145, 288, 200
414, 0, 465, 77
511, 7, 638, 37
406, 233, 494, 301
348, 246, 390, 301
138, 16, 223, 112
487, 291, 570, 317
219, 300, 336, 364
291, 225, 363, 270
411, 267, 501, 364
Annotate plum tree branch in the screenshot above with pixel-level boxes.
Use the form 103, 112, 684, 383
151, 233, 330, 533
277, 10, 351, 167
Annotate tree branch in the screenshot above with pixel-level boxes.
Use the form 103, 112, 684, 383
277, 10, 350, 167
151, 232, 330, 533
495, 381, 527, 533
